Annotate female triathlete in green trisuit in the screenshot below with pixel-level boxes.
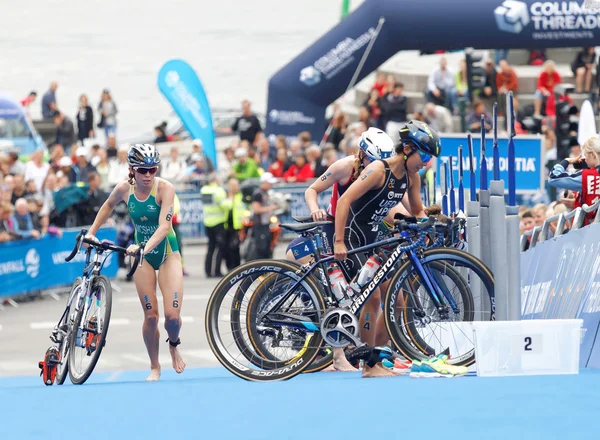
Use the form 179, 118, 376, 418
86, 144, 185, 381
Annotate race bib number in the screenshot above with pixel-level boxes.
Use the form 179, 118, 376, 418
290, 239, 316, 259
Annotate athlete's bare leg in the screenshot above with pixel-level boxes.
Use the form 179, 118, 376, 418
332, 347, 358, 372
362, 363, 400, 378
134, 262, 161, 381
359, 288, 380, 346
375, 280, 392, 347
158, 252, 186, 374
285, 250, 312, 265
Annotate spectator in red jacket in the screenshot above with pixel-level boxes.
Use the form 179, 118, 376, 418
534, 60, 561, 117
283, 153, 314, 183
268, 148, 290, 178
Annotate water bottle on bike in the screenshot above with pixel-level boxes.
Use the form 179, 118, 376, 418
347, 253, 384, 297
327, 263, 349, 303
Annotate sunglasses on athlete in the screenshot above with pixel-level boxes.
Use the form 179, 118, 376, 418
134, 167, 158, 175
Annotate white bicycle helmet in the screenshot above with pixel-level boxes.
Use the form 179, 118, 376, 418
127, 144, 161, 167
358, 127, 395, 161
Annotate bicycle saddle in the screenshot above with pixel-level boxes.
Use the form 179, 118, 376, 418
279, 221, 333, 233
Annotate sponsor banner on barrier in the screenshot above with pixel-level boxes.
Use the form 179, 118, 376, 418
438, 135, 544, 193
521, 224, 600, 367
0, 227, 118, 298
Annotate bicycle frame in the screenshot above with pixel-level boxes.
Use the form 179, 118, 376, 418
261, 224, 456, 332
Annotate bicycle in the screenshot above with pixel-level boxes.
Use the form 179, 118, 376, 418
206, 216, 494, 381
226, 213, 484, 374
40, 229, 144, 385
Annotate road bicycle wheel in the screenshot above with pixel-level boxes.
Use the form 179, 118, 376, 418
384, 248, 494, 366
55, 277, 82, 385
68, 276, 112, 385
228, 260, 334, 373
206, 259, 326, 381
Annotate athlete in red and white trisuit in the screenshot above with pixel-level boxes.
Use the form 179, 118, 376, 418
285, 128, 411, 371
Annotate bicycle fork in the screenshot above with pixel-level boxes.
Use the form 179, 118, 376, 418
406, 251, 460, 323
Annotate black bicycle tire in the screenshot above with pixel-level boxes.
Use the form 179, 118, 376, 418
384, 248, 494, 367
205, 259, 326, 382
398, 260, 474, 360
229, 259, 334, 373
68, 276, 113, 385
56, 277, 82, 385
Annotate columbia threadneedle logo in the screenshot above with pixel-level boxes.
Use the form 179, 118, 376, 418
299, 66, 321, 86
494, 0, 531, 33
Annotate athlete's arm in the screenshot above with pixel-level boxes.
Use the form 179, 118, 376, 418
334, 161, 385, 261
406, 172, 426, 218
305, 157, 352, 221
87, 181, 127, 238
140, 181, 176, 255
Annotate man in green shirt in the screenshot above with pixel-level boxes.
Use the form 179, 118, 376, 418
232, 147, 261, 181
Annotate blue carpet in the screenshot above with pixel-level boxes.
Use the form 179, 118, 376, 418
1, 368, 597, 439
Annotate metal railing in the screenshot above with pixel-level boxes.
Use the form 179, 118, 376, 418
520, 199, 600, 251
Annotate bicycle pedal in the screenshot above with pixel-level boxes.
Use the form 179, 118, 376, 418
39, 347, 60, 386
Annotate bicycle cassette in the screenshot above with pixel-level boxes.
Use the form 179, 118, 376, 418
320, 308, 361, 348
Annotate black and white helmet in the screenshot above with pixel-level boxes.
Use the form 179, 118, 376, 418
127, 144, 161, 167
358, 127, 395, 161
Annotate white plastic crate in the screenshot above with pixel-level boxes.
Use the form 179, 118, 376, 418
472, 319, 582, 377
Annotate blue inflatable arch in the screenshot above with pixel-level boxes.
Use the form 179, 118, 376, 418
265, 0, 600, 140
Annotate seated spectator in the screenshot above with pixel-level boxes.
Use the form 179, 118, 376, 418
358, 106, 376, 129
314, 144, 339, 177
371, 72, 388, 96
24, 149, 50, 192
475, 59, 497, 103
183, 153, 210, 189
268, 148, 290, 178
424, 102, 453, 134
161, 146, 188, 182
154, 125, 168, 143
529, 49, 547, 66
455, 59, 469, 106
496, 60, 519, 115
186, 139, 214, 172
81, 172, 108, 225
425, 57, 457, 112
466, 100, 492, 133
108, 147, 130, 186
68, 147, 96, 184
51, 110, 77, 154
534, 60, 561, 117
571, 47, 596, 93
363, 89, 382, 127
380, 83, 407, 141
232, 147, 260, 182
256, 135, 275, 171
0, 203, 15, 242
11, 174, 30, 205
9, 198, 40, 239
283, 153, 314, 183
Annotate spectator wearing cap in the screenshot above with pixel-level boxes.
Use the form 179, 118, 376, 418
76, 94, 95, 144
215, 99, 262, 144
183, 153, 210, 190
161, 146, 188, 182
10, 198, 40, 239
68, 147, 96, 184
98, 89, 118, 140
283, 153, 314, 183
232, 147, 260, 182
108, 146, 129, 186
250, 172, 279, 259
52, 110, 77, 154
186, 140, 214, 172
41, 82, 58, 120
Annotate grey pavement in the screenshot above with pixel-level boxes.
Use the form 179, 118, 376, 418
0, 243, 288, 377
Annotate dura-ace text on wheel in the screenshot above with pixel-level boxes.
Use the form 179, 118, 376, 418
206, 260, 326, 381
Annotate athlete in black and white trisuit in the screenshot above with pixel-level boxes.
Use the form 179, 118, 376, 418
334, 120, 442, 378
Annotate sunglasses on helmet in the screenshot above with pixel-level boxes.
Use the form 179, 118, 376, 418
135, 167, 158, 175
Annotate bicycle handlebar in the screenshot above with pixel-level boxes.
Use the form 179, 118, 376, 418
65, 229, 145, 278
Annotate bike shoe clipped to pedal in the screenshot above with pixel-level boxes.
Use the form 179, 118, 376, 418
38, 346, 60, 386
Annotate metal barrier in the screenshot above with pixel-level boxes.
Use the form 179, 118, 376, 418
520, 199, 600, 252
